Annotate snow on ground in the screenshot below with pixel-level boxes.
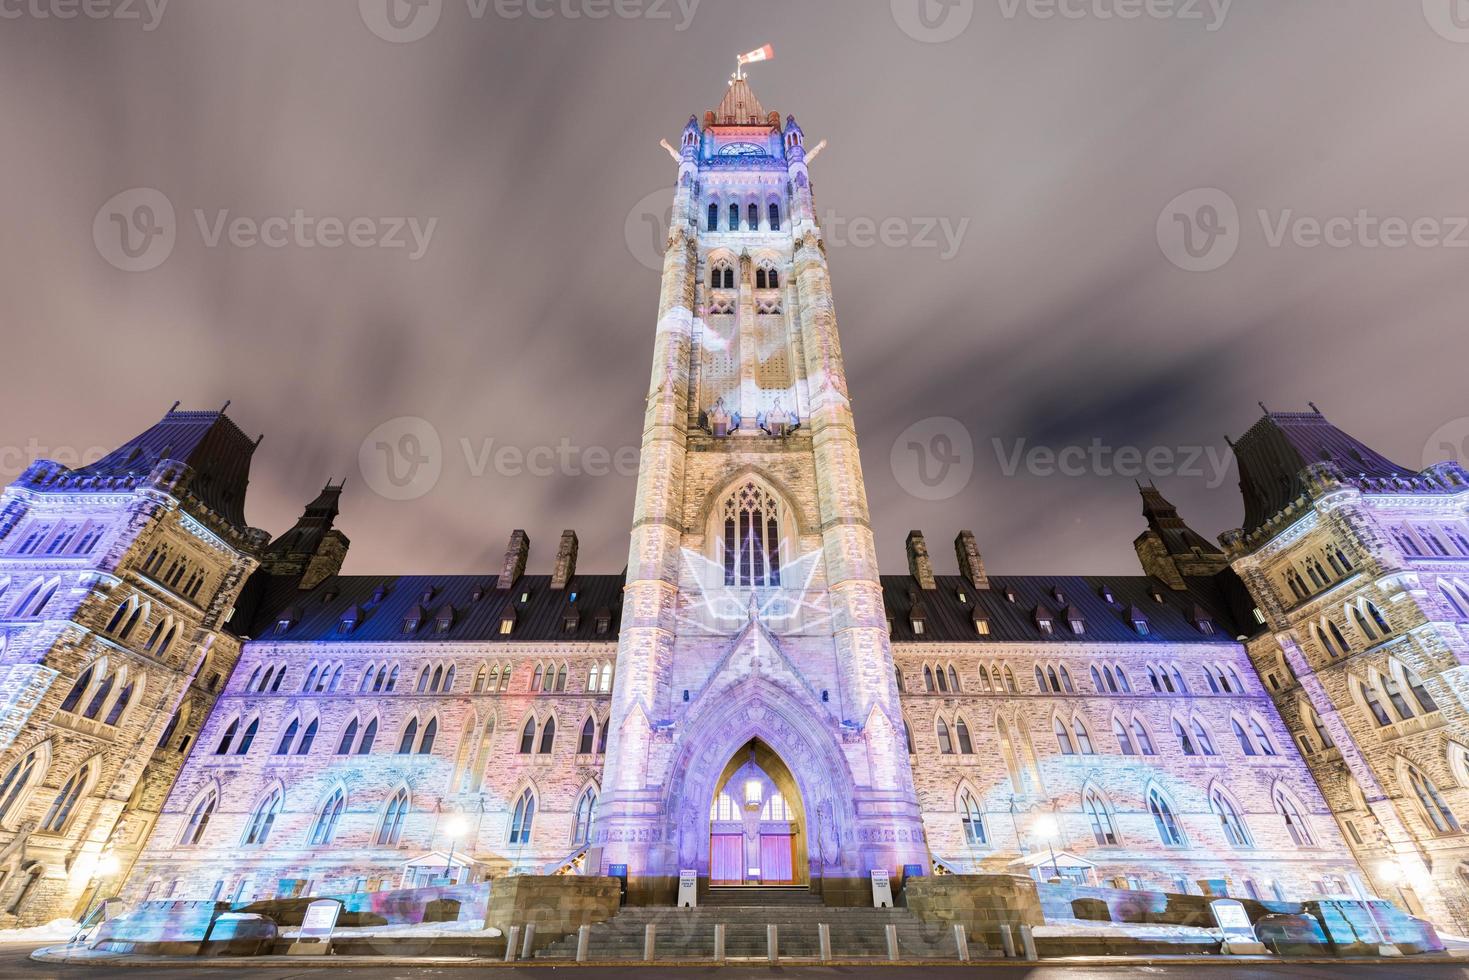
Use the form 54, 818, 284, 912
0, 918, 79, 943
1034, 921, 1224, 942
281, 918, 499, 939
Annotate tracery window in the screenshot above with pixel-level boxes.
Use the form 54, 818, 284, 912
723, 482, 782, 587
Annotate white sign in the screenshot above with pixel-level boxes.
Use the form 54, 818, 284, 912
300, 900, 341, 940
871, 869, 893, 909
677, 869, 698, 909
1209, 899, 1255, 939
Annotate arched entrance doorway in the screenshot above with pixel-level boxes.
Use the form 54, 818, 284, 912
708, 740, 806, 887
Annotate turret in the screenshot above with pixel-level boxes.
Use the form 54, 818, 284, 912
258, 481, 350, 590
1133, 482, 1229, 588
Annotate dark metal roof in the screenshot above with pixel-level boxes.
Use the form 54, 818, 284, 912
880, 574, 1249, 644
243, 573, 624, 643
75, 408, 258, 528
1232, 409, 1407, 534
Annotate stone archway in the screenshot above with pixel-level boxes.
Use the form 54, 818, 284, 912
664, 684, 856, 895
708, 740, 807, 887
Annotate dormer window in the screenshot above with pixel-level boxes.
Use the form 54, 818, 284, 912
564, 609, 581, 632
909, 604, 927, 635
421, 587, 435, 604
371, 586, 387, 604
338, 605, 361, 634
594, 608, 612, 635
499, 609, 517, 636
1151, 589, 1165, 604
402, 605, 424, 634
471, 586, 485, 602
322, 590, 338, 603
1191, 605, 1215, 635
1004, 588, 1017, 603
274, 606, 300, 635
1034, 608, 1053, 634
1052, 587, 1065, 604
1067, 608, 1085, 635
434, 605, 454, 634
973, 611, 990, 636
1099, 586, 1115, 604
569, 591, 578, 603
956, 590, 968, 604
519, 591, 531, 604
1128, 606, 1150, 635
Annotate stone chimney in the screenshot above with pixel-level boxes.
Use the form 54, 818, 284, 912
550, 530, 579, 590
497, 530, 530, 590
906, 531, 936, 590
955, 530, 989, 589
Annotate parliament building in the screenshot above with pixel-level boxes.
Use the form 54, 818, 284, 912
1, 74, 1468, 933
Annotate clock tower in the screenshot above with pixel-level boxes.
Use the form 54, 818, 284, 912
594, 70, 928, 904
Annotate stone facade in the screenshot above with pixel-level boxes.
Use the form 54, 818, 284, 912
0, 411, 266, 925
1223, 411, 1469, 929
2, 74, 1468, 933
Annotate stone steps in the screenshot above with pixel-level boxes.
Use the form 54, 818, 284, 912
536, 905, 966, 961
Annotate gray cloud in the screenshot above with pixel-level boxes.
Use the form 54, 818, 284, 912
2, 0, 1466, 577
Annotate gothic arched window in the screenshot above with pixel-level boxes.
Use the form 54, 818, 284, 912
311, 789, 346, 846
242, 789, 282, 846
748, 203, 759, 230
1212, 788, 1252, 848
1084, 790, 1118, 845
180, 789, 216, 845
729, 203, 740, 231
573, 788, 597, 844
708, 202, 719, 232
960, 790, 986, 844
769, 202, 781, 231
0, 747, 44, 827
378, 789, 409, 845
41, 763, 91, 833
578, 717, 596, 754
723, 481, 782, 587
1149, 788, 1186, 846
510, 789, 536, 844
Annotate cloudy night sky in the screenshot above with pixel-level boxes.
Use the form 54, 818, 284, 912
3, 0, 1468, 578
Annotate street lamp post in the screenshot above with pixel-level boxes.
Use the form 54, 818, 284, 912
75, 853, 120, 943
1033, 815, 1061, 882
442, 816, 469, 882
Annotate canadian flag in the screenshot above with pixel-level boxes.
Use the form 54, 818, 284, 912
737, 44, 774, 67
